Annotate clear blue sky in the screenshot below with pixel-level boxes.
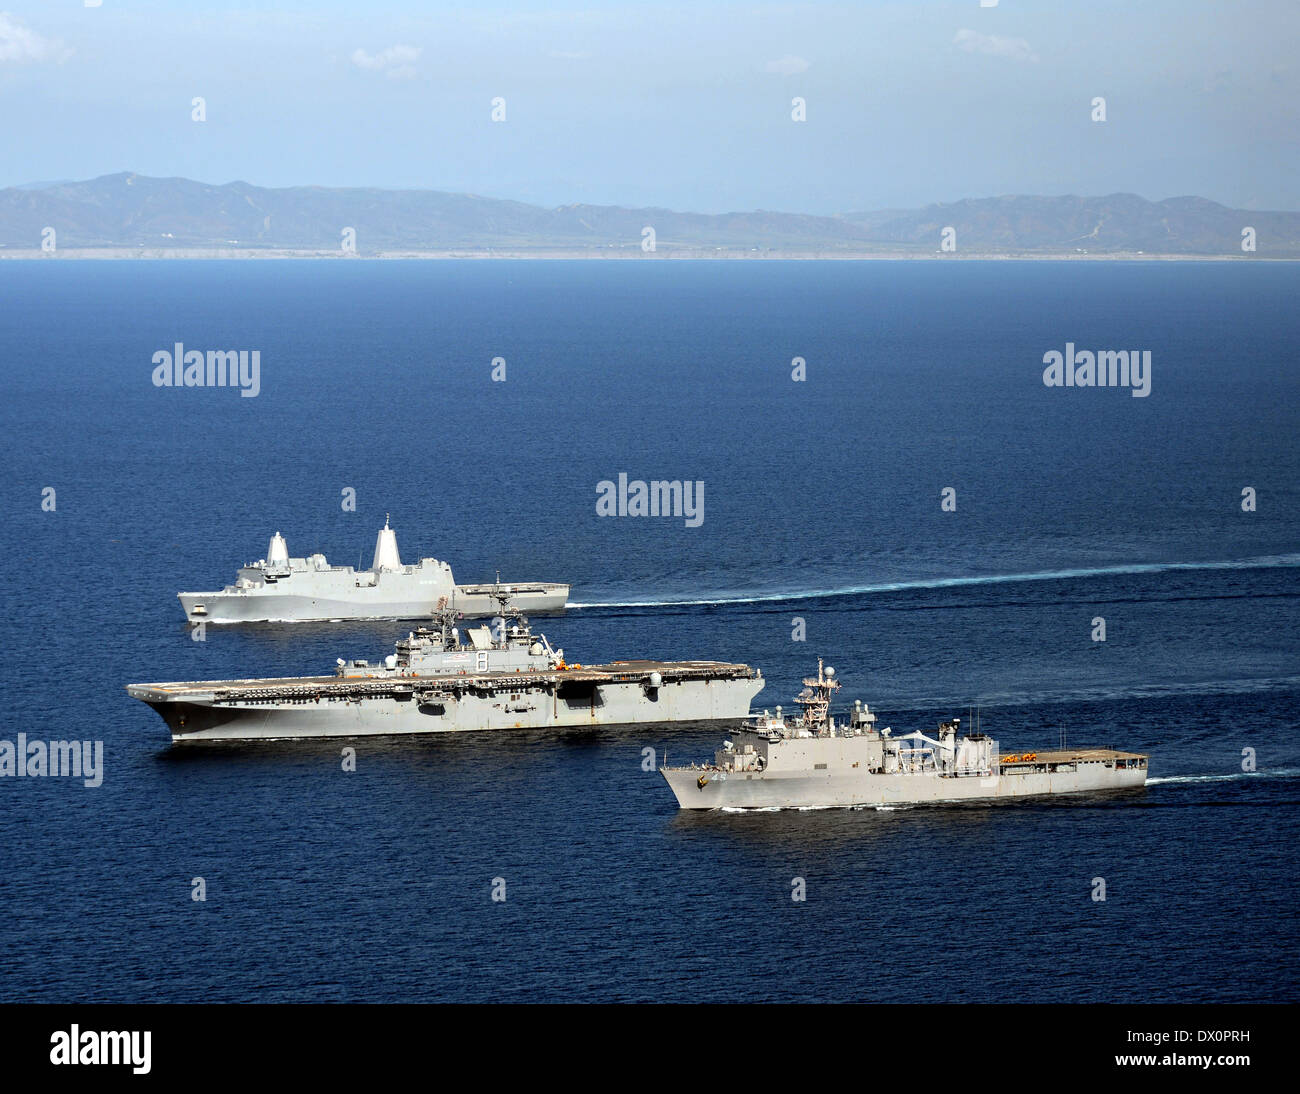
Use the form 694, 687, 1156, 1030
1, 1, 1295, 212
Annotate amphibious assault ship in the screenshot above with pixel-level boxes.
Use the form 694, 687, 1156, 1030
129, 599, 763, 743
177, 518, 569, 624
661, 661, 1147, 809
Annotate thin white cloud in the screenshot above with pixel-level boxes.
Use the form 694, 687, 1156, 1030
953, 29, 1038, 64
351, 44, 422, 80
549, 50, 591, 61
0, 13, 72, 64
765, 55, 809, 76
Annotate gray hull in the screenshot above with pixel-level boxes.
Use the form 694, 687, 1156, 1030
179, 583, 568, 623
130, 666, 763, 744
662, 765, 1147, 809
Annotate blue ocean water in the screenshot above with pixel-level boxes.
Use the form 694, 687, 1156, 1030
0, 259, 1297, 1003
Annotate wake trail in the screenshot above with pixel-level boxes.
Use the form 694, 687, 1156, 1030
1147, 769, 1300, 786
569, 553, 1300, 609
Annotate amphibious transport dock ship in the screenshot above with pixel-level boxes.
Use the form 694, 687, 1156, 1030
129, 603, 763, 743
662, 661, 1147, 810
178, 518, 569, 624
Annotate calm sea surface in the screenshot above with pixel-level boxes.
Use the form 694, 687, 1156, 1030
0, 259, 1296, 1002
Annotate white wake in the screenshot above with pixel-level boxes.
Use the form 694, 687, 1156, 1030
569, 553, 1300, 609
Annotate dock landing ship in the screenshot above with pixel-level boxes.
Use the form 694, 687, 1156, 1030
177, 518, 569, 624
129, 603, 763, 743
661, 661, 1148, 810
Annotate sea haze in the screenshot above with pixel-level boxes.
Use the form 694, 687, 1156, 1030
0, 259, 1296, 1002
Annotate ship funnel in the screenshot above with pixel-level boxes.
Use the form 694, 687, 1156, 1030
267, 531, 289, 565
371, 515, 401, 571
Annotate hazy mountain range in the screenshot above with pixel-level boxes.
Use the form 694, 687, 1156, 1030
2, 173, 1296, 257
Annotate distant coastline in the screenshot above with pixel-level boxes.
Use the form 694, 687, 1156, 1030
0, 248, 1281, 261
5, 173, 1297, 258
